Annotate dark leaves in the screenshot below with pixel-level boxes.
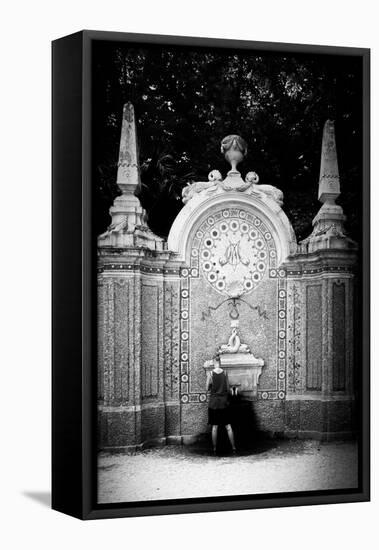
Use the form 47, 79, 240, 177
93, 43, 362, 242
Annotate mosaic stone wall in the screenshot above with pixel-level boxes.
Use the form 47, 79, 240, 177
286, 280, 304, 394
332, 282, 346, 391
97, 211, 357, 447
163, 282, 180, 402
285, 271, 355, 400
141, 284, 159, 398
98, 276, 135, 406
306, 284, 323, 391
179, 206, 287, 411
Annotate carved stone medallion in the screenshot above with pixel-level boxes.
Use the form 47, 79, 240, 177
195, 209, 272, 297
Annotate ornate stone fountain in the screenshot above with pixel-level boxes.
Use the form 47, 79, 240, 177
204, 320, 264, 400
198, 136, 271, 399
97, 108, 357, 449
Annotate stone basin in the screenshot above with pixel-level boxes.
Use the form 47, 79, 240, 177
204, 353, 264, 400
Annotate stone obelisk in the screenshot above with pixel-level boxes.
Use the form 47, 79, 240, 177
98, 103, 163, 250
318, 119, 341, 203
300, 120, 355, 252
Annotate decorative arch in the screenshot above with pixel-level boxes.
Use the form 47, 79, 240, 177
167, 191, 297, 266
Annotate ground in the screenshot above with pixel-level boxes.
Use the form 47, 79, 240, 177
97, 439, 358, 503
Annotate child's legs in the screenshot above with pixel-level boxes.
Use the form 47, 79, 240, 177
225, 423, 236, 450
211, 425, 218, 449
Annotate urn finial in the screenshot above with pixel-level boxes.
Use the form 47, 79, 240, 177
221, 135, 248, 173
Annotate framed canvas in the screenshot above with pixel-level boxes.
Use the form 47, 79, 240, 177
52, 30, 370, 520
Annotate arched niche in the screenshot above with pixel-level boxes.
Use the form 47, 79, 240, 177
167, 190, 297, 408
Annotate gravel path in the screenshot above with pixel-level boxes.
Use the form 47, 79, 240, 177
97, 440, 358, 503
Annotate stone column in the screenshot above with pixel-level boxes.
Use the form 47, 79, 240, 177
292, 120, 358, 438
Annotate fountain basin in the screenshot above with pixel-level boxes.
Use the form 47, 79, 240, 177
204, 353, 264, 400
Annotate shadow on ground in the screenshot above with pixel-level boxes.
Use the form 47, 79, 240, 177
186, 436, 279, 458
186, 397, 279, 457
22, 491, 51, 507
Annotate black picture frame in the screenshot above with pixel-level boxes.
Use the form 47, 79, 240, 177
52, 30, 370, 520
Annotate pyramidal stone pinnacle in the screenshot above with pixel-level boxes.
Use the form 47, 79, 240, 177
117, 102, 140, 194
298, 118, 357, 253
98, 103, 164, 251
318, 119, 340, 204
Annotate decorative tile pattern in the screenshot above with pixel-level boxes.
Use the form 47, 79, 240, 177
258, 277, 287, 401
287, 282, 302, 393
164, 284, 180, 400
179, 274, 208, 403
180, 207, 286, 403
191, 208, 277, 296
287, 265, 354, 277
98, 264, 180, 275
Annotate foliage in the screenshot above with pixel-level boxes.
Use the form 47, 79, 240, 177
93, 42, 362, 242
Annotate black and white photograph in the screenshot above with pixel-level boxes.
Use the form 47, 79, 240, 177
93, 37, 367, 505
3, 0, 378, 546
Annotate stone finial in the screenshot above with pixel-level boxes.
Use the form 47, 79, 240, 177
299, 119, 356, 253
98, 103, 164, 250
245, 171, 259, 184
218, 135, 248, 190
208, 169, 223, 182
178, 135, 285, 205
221, 135, 248, 173
116, 102, 140, 195
318, 120, 340, 204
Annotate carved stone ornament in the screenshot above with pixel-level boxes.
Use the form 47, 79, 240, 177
204, 320, 265, 399
197, 210, 271, 297
300, 120, 357, 253
182, 171, 221, 204
181, 135, 284, 206
218, 324, 250, 354
220, 134, 248, 172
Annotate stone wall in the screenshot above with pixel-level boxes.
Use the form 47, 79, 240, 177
97, 252, 182, 449
97, 206, 357, 449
